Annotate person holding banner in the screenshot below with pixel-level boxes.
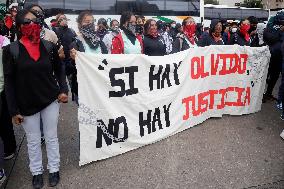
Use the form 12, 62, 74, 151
143, 19, 166, 56
69, 11, 108, 104
172, 17, 198, 53
198, 19, 224, 47
3, 9, 68, 188
111, 11, 143, 54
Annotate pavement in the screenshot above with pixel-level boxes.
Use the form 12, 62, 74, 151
2, 92, 284, 189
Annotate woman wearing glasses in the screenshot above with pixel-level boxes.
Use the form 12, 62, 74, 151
3, 9, 68, 189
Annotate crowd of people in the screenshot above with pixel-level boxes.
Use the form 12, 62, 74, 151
0, 3, 283, 189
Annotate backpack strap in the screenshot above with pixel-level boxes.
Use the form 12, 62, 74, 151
9, 40, 53, 61
9, 40, 19, 61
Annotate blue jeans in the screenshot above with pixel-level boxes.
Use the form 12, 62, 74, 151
21, 101, 60, 175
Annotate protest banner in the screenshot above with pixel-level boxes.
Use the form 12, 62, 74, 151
76, 45, 270, 166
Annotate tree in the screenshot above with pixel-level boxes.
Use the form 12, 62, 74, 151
204, 0, 219, 5
241, 0, 263, 8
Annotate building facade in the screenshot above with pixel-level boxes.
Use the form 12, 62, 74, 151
262, 0, 284, 9
217, 0, 243, 7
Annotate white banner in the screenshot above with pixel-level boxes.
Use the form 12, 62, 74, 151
76, 45, 270, 166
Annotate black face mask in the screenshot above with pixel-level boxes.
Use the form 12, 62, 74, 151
249, 25, 257, 33
31, 10, 45, 27
80, 23, 95, 32
135, 24, 143, 35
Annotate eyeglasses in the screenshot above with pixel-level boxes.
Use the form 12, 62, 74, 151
23, 18, 41, 25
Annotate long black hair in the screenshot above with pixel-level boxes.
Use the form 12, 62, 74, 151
144, 19, 156, 35
120, 11, 134, 28
15, 8, 32, 38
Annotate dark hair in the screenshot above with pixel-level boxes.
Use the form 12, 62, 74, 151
15, 9, 33, 38
26, 4, 44, 12
56, 13, 65, 23
77, 10, 93, 28
144, 19, 156, 34
110, 19, 119, 27
247, 16, 258, 24
15, 8, 31, 30
97, 18, 108, 28
120, 11, 134, 28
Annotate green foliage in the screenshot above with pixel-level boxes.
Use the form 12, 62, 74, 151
241, 0, 263, 8
204, 0, 219, 5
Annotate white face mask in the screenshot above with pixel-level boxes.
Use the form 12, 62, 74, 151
231, 27, 237, 33
171, 24, 176, 28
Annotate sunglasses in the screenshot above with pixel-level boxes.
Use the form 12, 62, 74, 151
23, 18, 41, 25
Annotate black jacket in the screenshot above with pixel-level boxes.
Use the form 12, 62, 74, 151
198, 34, 224, 47
3, 40, 68, 116
172, 34, 198, 53
144, 35, 166, 56
53, 26, 77, 60
250, 33, 260, 47
263, 27, 283, 54
228, 31, 250, 46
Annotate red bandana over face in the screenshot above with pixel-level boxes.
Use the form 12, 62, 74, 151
149, 27, 158, 38
183, 24, 196, 45
240, 24, 250, 42
20, 23, 41, 61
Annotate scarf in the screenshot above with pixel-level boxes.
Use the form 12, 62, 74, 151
148, 27, 158, 38
20, 23, 41, 61
4, 16, 13, 29
240, 24, 250, 42
212, 32, 222, 42
80, 24, 101, 50
183, 24, 196, 45
122, 27, 136, 45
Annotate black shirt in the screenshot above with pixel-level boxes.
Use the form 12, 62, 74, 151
3, 40, 68, 116
198, 34, 224, 47
228, 31, 250, 46
144, 35, 166, 56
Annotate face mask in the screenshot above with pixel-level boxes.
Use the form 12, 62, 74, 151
240, 24, 250, 42
135, 24, 143, 34
81, 23, 95, 32
240, 24, 250, 32
59, 18, 68, 27
231, 27, 238, 33
21, 23, 41, 43
171, 24, 176, 28
97, 28, 107, 37
148, 27, 158, 38
248, 25, 257, 33
183, 24, 196, 37
127, 23, 136, 35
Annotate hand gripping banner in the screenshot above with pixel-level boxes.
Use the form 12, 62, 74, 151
76, 45, 270, 166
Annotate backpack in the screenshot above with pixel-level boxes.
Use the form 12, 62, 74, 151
9, 39, 53, 61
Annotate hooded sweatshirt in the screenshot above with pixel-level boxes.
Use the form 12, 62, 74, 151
198, 19, 224, 47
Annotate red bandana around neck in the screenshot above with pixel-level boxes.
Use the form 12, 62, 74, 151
240, 24, 250, 42
212, 32, 221, 42
148, 28, 158, 38
183, 24, 196, 45
20, 23, 41, 61
5, 16, 13, 29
